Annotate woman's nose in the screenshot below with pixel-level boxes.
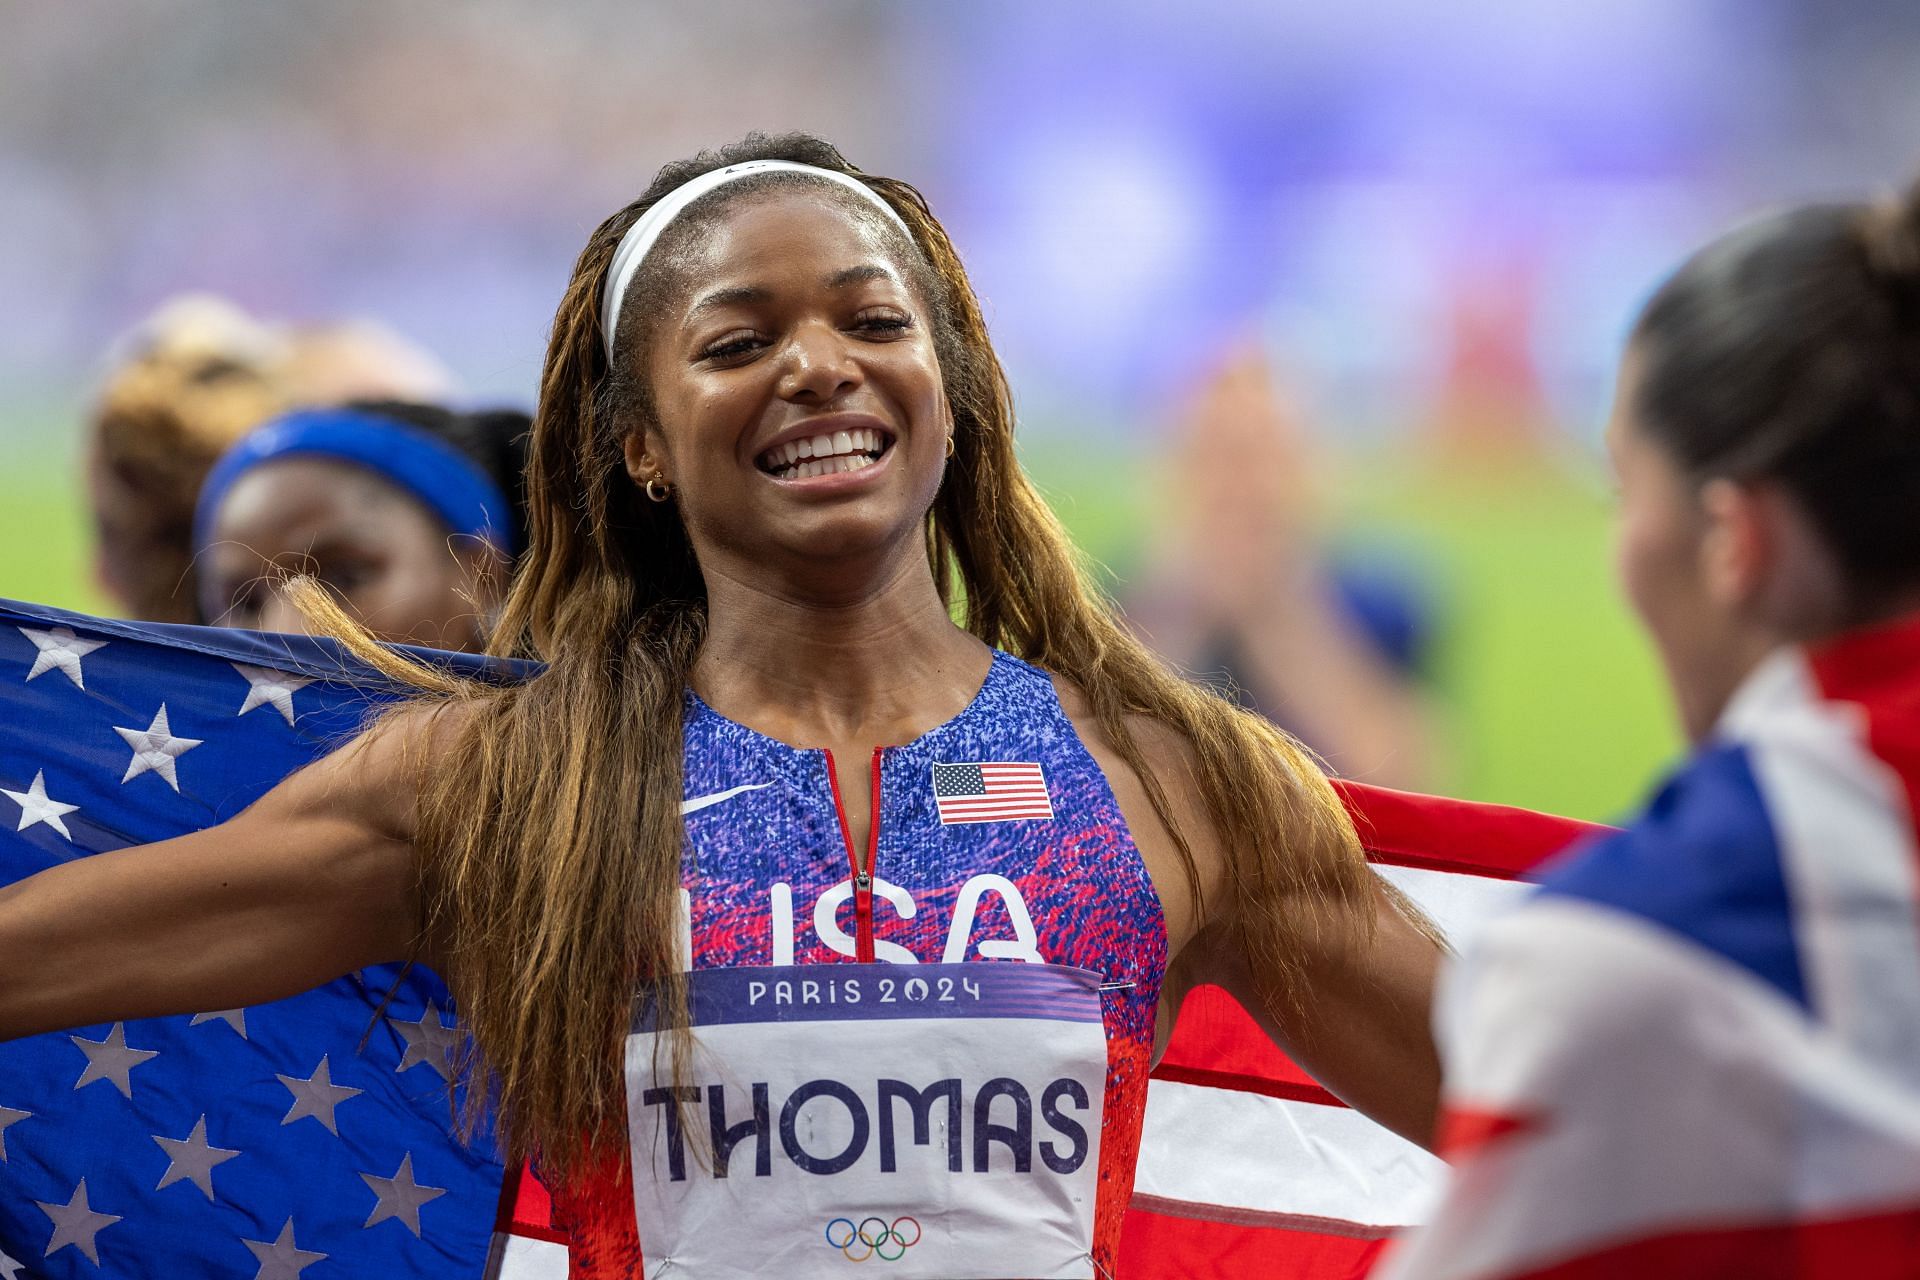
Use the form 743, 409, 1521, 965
777, 322, 863, 404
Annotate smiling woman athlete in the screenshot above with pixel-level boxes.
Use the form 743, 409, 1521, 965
0, 135, 1441, 1279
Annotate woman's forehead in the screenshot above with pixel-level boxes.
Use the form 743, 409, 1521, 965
663, 190, 916, 310
213, 457, 414, 540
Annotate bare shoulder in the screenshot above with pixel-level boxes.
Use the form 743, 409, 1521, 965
1048, 674, 1225, 955
260, 697, 475, 844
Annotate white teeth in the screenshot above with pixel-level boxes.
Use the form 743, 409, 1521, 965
761, 427, 893, 477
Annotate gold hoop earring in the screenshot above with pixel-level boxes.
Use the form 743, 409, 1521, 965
944, 434, 956, 458
644, 476, 672, 503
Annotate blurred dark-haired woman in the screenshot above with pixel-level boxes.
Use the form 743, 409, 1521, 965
194, 402, 529, 651
1386, 186, 1920, 1278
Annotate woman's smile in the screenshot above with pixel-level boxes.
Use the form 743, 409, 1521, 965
753, 413, 898, 488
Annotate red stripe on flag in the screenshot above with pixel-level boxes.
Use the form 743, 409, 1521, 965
1122, 1197, 1392, 1279
1335, 781, 1610, 879
1482, 1201, 1920, 1280
495, 1160, 567, 1246
1437, 1105, 1541, 1159
1153, 984, 1334, 1104
939, 793, 1051, 805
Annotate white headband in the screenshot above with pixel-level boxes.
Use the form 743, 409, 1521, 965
599, 160, 914, 362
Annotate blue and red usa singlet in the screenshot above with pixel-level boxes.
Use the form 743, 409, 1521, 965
549, 651, 1168, 1278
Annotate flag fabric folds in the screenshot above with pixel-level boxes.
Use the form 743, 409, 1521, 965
0, 601, 511, 1280
1118, 782, 1606, 1278
0, 598, 1617, 1279
1379, 627, 1920, 1280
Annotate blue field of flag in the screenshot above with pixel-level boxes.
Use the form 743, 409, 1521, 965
0, 600, 517, 1280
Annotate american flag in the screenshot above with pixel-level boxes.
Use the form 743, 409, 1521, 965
0, 599, 519, 1280
0, 595, 1613, 1280
1380, 630, 1920, 1279
931, 760, 1054, 825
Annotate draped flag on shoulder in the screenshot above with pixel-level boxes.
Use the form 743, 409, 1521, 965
0, 600, 518, 1280
1377, 629, 1920, 1280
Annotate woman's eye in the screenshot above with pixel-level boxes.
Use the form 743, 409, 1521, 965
700, 332, 764, 362
854, 310, 913, 336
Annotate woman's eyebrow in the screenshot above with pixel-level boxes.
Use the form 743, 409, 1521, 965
683, 265, 897, 324
825, 264, 894, 290
686, 284, 771, 321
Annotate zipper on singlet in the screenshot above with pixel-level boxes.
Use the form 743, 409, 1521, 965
823, 748, 885, 963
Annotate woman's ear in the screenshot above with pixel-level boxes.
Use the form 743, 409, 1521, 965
1697, 478, 1769, 613
622, 431, 670, 487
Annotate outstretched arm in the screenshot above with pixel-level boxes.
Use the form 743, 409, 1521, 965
0, 715, 427, 1041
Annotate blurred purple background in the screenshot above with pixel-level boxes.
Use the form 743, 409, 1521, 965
3, 0, 1918, 438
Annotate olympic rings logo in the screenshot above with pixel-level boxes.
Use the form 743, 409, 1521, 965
824, 1215, 922, 1262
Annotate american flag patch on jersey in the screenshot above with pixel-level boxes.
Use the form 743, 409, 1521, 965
931, 761, 1053, 824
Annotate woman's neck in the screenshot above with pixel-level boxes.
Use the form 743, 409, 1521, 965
692, 550, 991, 748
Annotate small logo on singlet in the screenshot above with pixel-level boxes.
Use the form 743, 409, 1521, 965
825, 1215, 921, 1262
680, 782, 774, 816
931, 761, 1053, 824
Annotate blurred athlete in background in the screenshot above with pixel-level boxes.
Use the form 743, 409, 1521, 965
84, 295, 455, 623
1387, 182, 1920, 1278
194, 401, 529, 651
1127, 346, 1442, 790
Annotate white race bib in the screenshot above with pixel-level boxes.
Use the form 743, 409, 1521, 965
624, 962, 1107, 1278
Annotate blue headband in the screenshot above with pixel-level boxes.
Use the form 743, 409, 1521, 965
195, 408, 516, 556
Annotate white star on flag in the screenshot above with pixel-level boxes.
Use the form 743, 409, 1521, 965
0, 1105, 27, 1162
35, 1178, 122, 1265
232, 663, 314, 725
2, 770, 78, 840
0, 1245, 24, 1279
276, 1055, 363, 1135
190, 1007, 248, 1038
113, 705, 203, 791
389, 999, 462, 1080
71, 1023, 159, 1098
17, 627, 107, 690
153, 1115, 241, 1200
241, 1218, 327, 1280
360, 1152, 446, 1236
